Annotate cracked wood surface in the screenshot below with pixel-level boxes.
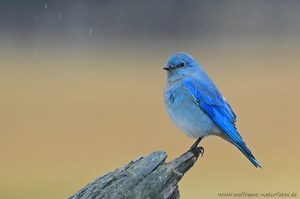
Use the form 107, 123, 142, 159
69, 148, 202, 199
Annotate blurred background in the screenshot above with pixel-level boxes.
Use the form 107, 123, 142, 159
0, 0, 299, 198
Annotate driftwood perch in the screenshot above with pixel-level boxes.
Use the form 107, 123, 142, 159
69, 148, 202, 199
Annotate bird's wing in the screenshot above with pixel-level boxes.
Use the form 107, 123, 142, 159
183, 76, 261, 168
183, 76, 236, 123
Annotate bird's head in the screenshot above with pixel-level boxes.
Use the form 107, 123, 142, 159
164, 52, 201, 81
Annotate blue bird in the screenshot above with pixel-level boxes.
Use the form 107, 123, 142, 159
163, 52, 261, 168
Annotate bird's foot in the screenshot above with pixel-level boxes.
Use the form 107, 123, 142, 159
187, 137, 204, 157
188, 146, 205, 158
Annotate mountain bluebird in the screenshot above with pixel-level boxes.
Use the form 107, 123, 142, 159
163, 52, 261, 168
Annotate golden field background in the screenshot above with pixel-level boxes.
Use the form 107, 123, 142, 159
0, 39, 299, 198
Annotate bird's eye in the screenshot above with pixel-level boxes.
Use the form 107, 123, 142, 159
179, 62, 185, 67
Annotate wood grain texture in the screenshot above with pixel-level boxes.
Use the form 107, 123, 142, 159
69, 148, 202, 199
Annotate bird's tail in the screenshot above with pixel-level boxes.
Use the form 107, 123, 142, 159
221, 133, 261, 168
234, 141, 261, 168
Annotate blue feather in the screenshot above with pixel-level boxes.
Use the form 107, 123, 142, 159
183, 77, 261, 168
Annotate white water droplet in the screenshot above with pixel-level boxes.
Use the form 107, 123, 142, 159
44, 2, 48, 10
89, 28, 93, 36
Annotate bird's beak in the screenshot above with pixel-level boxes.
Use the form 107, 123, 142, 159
163, 65, 171, 71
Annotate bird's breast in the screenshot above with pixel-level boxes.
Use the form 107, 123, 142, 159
164, 82, 220, 138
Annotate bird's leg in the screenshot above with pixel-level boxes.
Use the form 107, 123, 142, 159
190, 137, 203, 149
189, 137, 204, 157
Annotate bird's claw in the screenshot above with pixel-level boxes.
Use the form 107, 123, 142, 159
198, 146, 204, 156
189, 146, 205, 157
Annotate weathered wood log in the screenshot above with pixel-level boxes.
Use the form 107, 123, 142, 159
69, 148, 202, 199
